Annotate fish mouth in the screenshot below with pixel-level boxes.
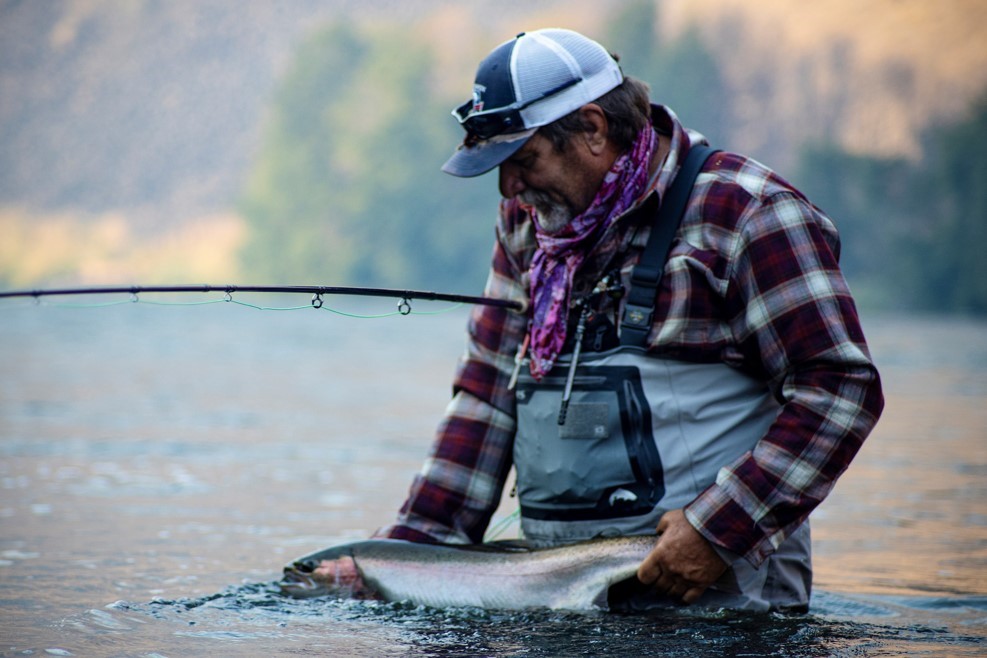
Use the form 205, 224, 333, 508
279, 566, 332, 599
279, 554, 371, 600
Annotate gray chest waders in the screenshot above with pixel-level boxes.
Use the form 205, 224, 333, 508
515, 144, 725, 543
513, 144, 813, 610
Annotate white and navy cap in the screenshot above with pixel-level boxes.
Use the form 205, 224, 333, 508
442, 29, 624, 178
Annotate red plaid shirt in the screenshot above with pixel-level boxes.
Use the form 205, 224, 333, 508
377, 106, 884, 567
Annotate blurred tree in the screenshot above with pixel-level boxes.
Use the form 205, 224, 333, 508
918, 91, 987, 314
238, 23, 366, 285
239, 9, 985, 315
239, 8, 743, 292
795, 146, 915, 309
605, 0, 734, 147
238, 21, 496, 290
797, 92, 987, 315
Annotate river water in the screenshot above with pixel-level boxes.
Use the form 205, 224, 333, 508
1, 295, 985, 656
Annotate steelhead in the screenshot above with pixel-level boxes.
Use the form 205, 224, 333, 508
280, 535, 658, 611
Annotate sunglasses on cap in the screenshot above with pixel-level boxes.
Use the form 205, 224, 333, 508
452, 78, 581, 141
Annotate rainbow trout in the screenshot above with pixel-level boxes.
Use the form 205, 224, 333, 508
279, 535, 657, 611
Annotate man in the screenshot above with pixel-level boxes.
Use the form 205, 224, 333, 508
324, 28, 884, 611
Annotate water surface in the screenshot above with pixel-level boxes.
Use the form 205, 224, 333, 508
1, 298, 985, 656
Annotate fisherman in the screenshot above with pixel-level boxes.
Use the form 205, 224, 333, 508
316, 28, 884, 612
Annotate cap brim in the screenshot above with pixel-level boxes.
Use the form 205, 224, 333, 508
441, 129, 536, 177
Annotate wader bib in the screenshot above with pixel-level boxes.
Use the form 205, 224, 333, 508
514, 349, 779, 543
512, 145, 812, 610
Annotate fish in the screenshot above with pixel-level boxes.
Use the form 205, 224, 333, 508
279, 535, 658, 611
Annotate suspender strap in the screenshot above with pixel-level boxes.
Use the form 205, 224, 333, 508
620, 144, 717, 347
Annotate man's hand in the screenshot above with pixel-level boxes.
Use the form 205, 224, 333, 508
636, 509, 729, 604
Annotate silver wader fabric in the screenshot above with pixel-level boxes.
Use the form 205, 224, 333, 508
514, 347, 812, 611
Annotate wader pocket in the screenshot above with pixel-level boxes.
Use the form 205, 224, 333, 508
515, 364, 664, 521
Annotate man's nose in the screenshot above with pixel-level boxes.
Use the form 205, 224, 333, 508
499, 162, 526, 199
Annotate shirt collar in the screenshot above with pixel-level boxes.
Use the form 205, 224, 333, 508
645, 104, 708, 208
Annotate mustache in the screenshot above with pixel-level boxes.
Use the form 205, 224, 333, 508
517, 188, 574, 233
519, 189, 554, 209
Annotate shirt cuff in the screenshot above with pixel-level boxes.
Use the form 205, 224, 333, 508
710, 541, 743, 569
373, 524, 440, 543
684, 481, 775, 568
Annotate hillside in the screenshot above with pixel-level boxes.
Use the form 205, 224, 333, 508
662, 0, 987, 165
1, 0, 985, 291
0, 0, 622, 226
3, 1, 984, 217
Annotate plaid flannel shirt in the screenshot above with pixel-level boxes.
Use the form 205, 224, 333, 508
377, 106, 884, 567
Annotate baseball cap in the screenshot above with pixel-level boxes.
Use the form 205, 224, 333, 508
442, 29, 623, 178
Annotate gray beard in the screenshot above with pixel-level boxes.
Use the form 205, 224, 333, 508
521, 190, 572, 234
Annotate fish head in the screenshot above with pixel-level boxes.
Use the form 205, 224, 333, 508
279, 567, 332, 599
279, 554, 377, 600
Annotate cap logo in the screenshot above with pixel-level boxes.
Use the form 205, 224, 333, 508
471, 84, 486, 113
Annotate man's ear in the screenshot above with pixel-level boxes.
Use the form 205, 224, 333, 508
578, 103, 610, 155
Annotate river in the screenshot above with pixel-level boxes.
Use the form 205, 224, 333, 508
1, 295, 985, 656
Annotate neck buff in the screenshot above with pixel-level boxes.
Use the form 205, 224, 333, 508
527, 125, 658, 379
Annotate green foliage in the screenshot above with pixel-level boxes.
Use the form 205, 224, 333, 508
605, 0, 734, 147
239, 7, 738, 292
920, 93, 987, 313
239, 21, 497, 290
797, 92, 987, 315
240, 10, 986, 315
794, 146, 912, 308
239, 23, 367, 285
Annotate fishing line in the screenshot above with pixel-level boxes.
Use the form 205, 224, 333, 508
484, 509, 522, 542
10, 294, 467, 319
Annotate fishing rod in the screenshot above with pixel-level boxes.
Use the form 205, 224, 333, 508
0, 284, 525, 313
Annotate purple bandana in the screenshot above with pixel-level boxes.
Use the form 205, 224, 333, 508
527, 126, 658, 379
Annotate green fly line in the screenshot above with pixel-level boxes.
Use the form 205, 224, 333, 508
484, 508, 522, 542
